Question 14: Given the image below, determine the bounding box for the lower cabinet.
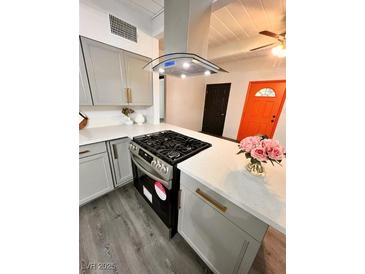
[107,138,133,187]
[178,175,265,274]
[79,150,114,206]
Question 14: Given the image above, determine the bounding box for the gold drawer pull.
[196,188,227,213]
[79,150,90,155]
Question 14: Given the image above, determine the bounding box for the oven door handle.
[130,154,172,190]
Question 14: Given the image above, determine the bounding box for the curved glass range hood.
[143,52,227,78]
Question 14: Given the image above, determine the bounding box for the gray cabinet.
[79,143,114,206]
[80,36,153,106]
[178,173,266,274]
[124,52,153,106]
[81,37,127,105]
[79,42,93,106]
[108,138,133,187]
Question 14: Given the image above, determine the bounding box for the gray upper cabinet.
[81,37,127,105]
[79,42,93,106]
[80,36,153,106]
[124,52,153,106]
[108,138,133,187]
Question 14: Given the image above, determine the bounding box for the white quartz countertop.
[80,123,286,234]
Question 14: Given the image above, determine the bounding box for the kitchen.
[79,0,285,273]
[2,0,363,274]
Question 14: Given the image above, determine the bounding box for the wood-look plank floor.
[79,183,213,274]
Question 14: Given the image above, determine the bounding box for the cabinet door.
[124,51,153,106]
[79,42,93,105]
[81,37,127,105]
[79,152,114,206]
[178,185,260,274]
[108,138,133,187]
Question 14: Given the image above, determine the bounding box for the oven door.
[131,153,174,228]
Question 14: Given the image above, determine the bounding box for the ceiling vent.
[109,14,137,43]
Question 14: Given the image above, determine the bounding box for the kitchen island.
[80,123,285,234]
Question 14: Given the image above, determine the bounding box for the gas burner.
[167,151,180,159]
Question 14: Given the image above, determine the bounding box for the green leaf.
[237,150,244,155]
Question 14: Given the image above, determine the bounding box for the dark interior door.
[202,83,231,136]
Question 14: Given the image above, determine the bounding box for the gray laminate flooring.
[80,183,213,274]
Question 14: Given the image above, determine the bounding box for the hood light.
[181,74,186,79]
[183,62,190,69]
[158,68,165,74]
[204,70,211,76]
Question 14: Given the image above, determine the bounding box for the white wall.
[79,0,154,57]
[165,75,206,131]
[165,55,286,145]
[79,0,160,127]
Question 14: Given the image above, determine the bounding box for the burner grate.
[133,130,211,165]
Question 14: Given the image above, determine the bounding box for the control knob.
[161,166,168,174]
[151,160,157,167]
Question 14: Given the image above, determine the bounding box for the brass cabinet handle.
[196,188,227,213]
[125,88,132,103]
[128,88,132,103]
[79,150,90,155]
[125,88,129,103]
[112,144,118,159]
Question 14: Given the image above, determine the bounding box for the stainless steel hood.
[144,0,227,77]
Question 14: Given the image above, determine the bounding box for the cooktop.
[132,130,211,165]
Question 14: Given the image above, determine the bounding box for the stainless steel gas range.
[129,130,211,238]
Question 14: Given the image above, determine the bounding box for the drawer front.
[180,172,268,242]
[79,142,107,158]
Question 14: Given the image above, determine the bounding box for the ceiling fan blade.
[259,30,279,38]
[250,43,276,51]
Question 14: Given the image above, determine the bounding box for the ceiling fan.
[250,30,286,57]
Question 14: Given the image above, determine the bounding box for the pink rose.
[239,136,261,152]
[267,145,285,161]
[261,139,280,153]
[250,146,268,162]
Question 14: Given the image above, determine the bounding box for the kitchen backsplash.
[79,106,154,128]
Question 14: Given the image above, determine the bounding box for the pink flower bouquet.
[237,135,285,174]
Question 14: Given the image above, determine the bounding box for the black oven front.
[130,152,180,238]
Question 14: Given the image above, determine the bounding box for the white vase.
[134,114,145,125]
[124,117,133,125]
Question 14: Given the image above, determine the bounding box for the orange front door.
[237,80,286,141]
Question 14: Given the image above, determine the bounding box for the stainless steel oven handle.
[130,154,172,190]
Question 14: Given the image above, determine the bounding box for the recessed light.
[204,70,211,76]
[183,62,190,69]
[181,74,186,79]
[159,68,165,73]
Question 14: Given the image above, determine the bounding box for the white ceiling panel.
[121,0,285,61]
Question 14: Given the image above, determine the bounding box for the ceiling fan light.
[272,45,283,56]
[277,48,286,58]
